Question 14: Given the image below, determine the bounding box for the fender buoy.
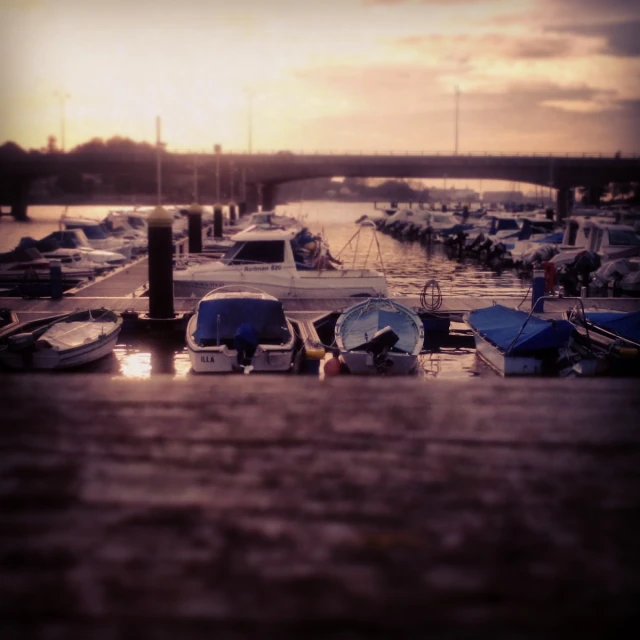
[543,261,557,292]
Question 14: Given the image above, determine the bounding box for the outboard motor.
[359,326,399,374]
[234,322,259,374]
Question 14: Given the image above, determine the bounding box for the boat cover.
[194,297,290,344]
[340,300,421,354]
[467,304,574,354]
[583,310,640,344]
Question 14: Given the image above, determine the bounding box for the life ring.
[543,261,557,292]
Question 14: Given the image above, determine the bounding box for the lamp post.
[54,91,70,152]
[246,89,254,154]
[214,144,221,203]
[454,86,460,156]
[156,116,163,206]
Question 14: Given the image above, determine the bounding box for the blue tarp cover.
[468,304,574,354]
[584,310,640,344]
[194,297,290,345]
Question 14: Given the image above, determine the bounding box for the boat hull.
[0,311,122,371]
[174,270,388,299]
[188,345,294,373]
[472,332,544,376]
[341,350,419,375]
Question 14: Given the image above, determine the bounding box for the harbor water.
[0,202,535,379]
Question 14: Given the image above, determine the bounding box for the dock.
[2,375,639,637]
[2,255,640,326]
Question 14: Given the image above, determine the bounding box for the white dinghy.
[335,297,424,375]
[0,308,123,370]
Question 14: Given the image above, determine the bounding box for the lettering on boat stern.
[200,356,215,362]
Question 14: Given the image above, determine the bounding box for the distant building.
[482,190,524,203]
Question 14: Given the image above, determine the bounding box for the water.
[0,202,532,378]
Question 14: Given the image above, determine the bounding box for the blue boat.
[565,309,640,375]
[466,304,575,376]
[581,310,640,347]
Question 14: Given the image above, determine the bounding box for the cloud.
[393,33,577,61]
[547,20,640,58]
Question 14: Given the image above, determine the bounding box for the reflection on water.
[0,202,536,379]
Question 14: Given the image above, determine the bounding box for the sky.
[1,0,639,157]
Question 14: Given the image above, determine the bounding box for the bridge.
[1,150,638,220]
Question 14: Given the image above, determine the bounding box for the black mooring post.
[148,206,175,319]
[228,203,237,225]
[188,203,203,254]
[238,201,247,217]
[213,205,223,238]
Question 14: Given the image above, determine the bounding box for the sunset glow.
[1,0,638,153]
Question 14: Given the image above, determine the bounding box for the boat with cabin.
[334,297,424,375]
[60,213,137,259]
[35,229,129,266]
[174,224,388,299]
[185,288,296,373]
[551,219,640,269]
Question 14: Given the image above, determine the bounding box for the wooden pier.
[1,375,639,637]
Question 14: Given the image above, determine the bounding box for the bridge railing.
[177,149,640,159]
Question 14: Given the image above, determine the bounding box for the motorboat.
[104,210,149,254]
[564,306,640,375]
[0,308,123,370]
[551,220,640,269]
[334,297,424,375]
[465,304,575,376]
[60,213,136,259]
[185,288,296,373]
[0,247,95,290]
[174,225,388,299]
[34,229,129,265]
[592,257,640,292]
[109,206,189,240]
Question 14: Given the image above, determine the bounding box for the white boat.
[334,298,424,375]
[0,308,123,370]
[186,288,296,373]
[0,247,95,288]
[550,220,640,268]
[465,304,575,376]
[38,229,129,265]
[174,225,388,299]
[60,214,136,259]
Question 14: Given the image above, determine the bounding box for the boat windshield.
[127,217,147,230]
[496,219,520,231]
[608,229,640,246]
[65,223,110,240]
[70,229,93,248]
[220,240,286,265]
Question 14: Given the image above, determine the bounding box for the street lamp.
[454,86,460,155]
[54,91,70,152]
[245,89,255,154]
